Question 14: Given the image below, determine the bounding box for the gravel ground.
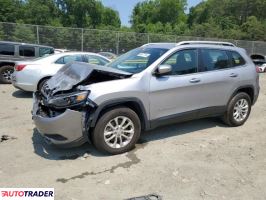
[0,74,266,200]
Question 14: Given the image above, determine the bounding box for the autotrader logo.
[0,188,54,200]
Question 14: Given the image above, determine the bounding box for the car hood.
[45,62,132,95]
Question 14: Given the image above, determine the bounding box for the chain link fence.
[0,22,265,56]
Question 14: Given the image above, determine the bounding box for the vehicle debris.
[0,135,17,143]
[125,194,162,200]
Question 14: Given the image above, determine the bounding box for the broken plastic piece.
[125,194,162,200]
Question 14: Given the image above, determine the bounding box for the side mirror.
[155,64,172,76]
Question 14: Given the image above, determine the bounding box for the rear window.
[228,51,246,66]
[201,49,230,71]
[85,55,109,66]
[19,46,35,57]
[55,55,83,64]
[39,47,54,57]
[0,44,15,56]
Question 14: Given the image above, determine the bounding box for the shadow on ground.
[32,117,227,160]
[32,128,103,160]
[12,90,32,98]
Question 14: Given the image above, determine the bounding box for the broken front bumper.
[32,94,88,147]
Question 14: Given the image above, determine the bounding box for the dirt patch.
[56,143,147,183]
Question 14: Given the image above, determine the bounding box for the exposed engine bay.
[35,62,132,118]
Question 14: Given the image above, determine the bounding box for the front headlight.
[48,91,89,108]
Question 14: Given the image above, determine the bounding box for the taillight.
[15,64,26,71]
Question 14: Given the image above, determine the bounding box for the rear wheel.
[0,65,14,84]
[222,92,251,127]
[92,107,141,154]
[37,78,49,91]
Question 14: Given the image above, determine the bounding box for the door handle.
[230,73,238,78]
[189,78,201,83]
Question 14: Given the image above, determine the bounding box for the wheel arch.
[37,76,52,91]
[90,98,150,131]
[229,85,255,105]
[0,62,15,67]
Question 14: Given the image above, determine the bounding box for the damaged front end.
[32,62,132,147]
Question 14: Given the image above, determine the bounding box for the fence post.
[147,34,150,43]
[81,28,84,51]
[251,41,255,54]
[116,32,120,55]
[36,25,39,44]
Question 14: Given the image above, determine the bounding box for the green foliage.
[0,0,23,22]
[0,0,121,28]
[131,0,187,33]
[0,0,265,45]
[130,0,266,41]
[241,16,266,41]
[187,0,266,40]
[0,23,4,40]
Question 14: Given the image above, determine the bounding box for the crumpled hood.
[46,62,132,95]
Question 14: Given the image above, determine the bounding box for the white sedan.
[11,52,110,92]
[258,63,266,73]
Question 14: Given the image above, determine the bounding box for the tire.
[222,92,251,127]
[0,65,14,84]
[37,78,49,91]
[92,107,141,154]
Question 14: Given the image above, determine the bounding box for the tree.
[187,0,266,40]
[131,0,187,34]
[0,0,23,22]
[241,16,266,41]
[21,0,61,25]
[57,0,120,28]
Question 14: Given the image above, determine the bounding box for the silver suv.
[32,41,260,154]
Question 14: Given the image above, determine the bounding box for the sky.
[101,0,201,27]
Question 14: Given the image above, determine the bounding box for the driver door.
[149,48,205,123]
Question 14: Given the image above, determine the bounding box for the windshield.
[107,47,168,73]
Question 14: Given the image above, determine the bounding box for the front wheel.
[222,92,251,127]
[92,107,141,154]
[0,65,14,84]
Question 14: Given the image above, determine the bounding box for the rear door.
[196,48,240,110]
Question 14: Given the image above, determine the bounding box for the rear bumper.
[253,86,260,105]
[12,74,36,92]
[32,94,88,147]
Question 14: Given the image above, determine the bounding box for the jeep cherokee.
[32,41,260,154]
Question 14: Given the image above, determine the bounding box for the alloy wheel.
[2,68,14,81]
[233,98,249,122]
[104,116,135,149]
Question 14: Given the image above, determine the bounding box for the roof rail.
[141,43,175,47]
[176,41,236,47]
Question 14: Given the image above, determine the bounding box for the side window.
[201,49,230,71]
[161,49,198,75]
[0,44,15,55]
[19,46,35,57]
[55,55,83,64]
[87,55,109,66]
[228,51,246,67]
[39,47,54,57]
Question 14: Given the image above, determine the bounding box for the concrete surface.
[0,75,266,200]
